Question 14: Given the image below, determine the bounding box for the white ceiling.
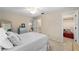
[0,7,78,17]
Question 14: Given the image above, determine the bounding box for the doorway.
[62,11,78,43]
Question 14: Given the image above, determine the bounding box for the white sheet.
[7,32,48,51]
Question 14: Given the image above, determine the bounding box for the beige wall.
[41,12,63,42]
[1,12,32,32]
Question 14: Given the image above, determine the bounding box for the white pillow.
[0,28,7,41]
[7,32,21,46]
[0,39,13,49]
[0,28,13,49]
[0,46,2,51]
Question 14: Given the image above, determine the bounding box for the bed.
[5,32,48,51]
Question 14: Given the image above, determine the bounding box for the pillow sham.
[0,28,7,41]
[0,28,13,50]
[0,38,13,50]
[0,46,2,51]
[7,32,21,46]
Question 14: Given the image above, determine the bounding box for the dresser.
[18,27,28,34]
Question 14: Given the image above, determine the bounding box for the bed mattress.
[7,32,48,51]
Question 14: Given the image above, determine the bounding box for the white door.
[73,11,79,43]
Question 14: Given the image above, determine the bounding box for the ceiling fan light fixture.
[25,7,40,14]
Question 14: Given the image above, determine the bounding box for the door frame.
[62,10,79,43]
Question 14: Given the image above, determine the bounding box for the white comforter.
[8,32,48,51]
